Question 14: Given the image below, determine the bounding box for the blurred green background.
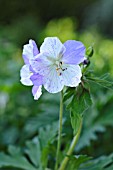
[0,0,113,164]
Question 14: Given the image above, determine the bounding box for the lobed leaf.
[0,150,37,170]
[66,155,92,170]
[80,153,113,170]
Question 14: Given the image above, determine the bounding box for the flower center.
[55,61,67,76]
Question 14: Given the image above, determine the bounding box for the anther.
[56,68,60,71]
[62,68,67,71]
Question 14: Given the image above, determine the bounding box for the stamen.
[59,73,62,76]
[62,68,67,71]
[56,68,60,71]
[55,60,67,76]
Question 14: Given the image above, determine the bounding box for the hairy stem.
[59,120,82,170]
[54,90,64,170]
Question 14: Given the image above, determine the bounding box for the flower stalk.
[59,119,82,170]
[55,90,64,170]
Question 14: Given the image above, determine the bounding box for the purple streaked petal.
[23,54,29,64]
[31,40,39,56]
[62,64,82,87]
[62,40,86,65]
[30,53,51,76]
[30,74,43,86]
[32,85,42,100]
[43,66,64,93]
[40,37,66,59]
[29,65,36,74]
[20,65,33,86]
[22,39,39,64]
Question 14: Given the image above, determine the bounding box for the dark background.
[0,0,113,46]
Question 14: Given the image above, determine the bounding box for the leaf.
[70,112,82,134]
[25,137,42,168]
[39,121,59,149]
[67,86,92,115]
[0,120,59,170]
[86,76,113,90]
[76,124,105,151]
[66,155,92,170]
[8,145,21,156]
[39,121,59,168]
[76,91,113,151]
[0,146,37,170]
[80,153,113,170]
[63,87,75,102]
[24,111,58,136]
[65,85,92,134]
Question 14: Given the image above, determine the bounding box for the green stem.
[54,90,64,170]
[59,120,82,170]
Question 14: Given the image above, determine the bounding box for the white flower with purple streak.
[20,37,86,100]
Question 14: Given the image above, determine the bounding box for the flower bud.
[86,46,94,57]
[83,59,90,66]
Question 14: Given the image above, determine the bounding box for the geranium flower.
[20,37,86,100]
[20,40,43,100]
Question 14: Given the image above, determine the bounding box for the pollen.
[56,67,60,71]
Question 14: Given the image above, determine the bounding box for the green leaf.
[39,121,59,168]
[64,85,92,134]
[80,153,113,170]
[76,91,113,151]
[0,146,37,170]
[39,121,58,149]
[67,86,92,115]
[86,76,113,90]
[24,111,58,136]
[66,155,92,170]
[70,112,82,134]
[0,121,59,170]
[8,145,21,156]
[25,137,42,168]
[63,87,75,102]
[76,124,105,151]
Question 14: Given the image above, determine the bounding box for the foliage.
[80,154,113,170]
[66,155,92,170]
[0,121,59,170]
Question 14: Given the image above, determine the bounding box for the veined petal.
[30,53,51,76]
[20,65,33,86]
[62,65,82,87]
[30,74,43,86]
[32,85,42,100]
[40,37,66,59]
[23,39,39,64]
[43,65,64,93]
[62,40,86,65]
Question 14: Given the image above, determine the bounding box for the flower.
[20,40,43,100]
[20,37,86,100]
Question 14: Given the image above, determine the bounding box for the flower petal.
[62,64,82,87]
[30,74,43,86]
[62,40,86,65]
[32,85,42,100]
[30,53,51,76]
[40,37,65,59]
[20,65,33,86]
[23,39,39,64]
[43,65,64,93]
